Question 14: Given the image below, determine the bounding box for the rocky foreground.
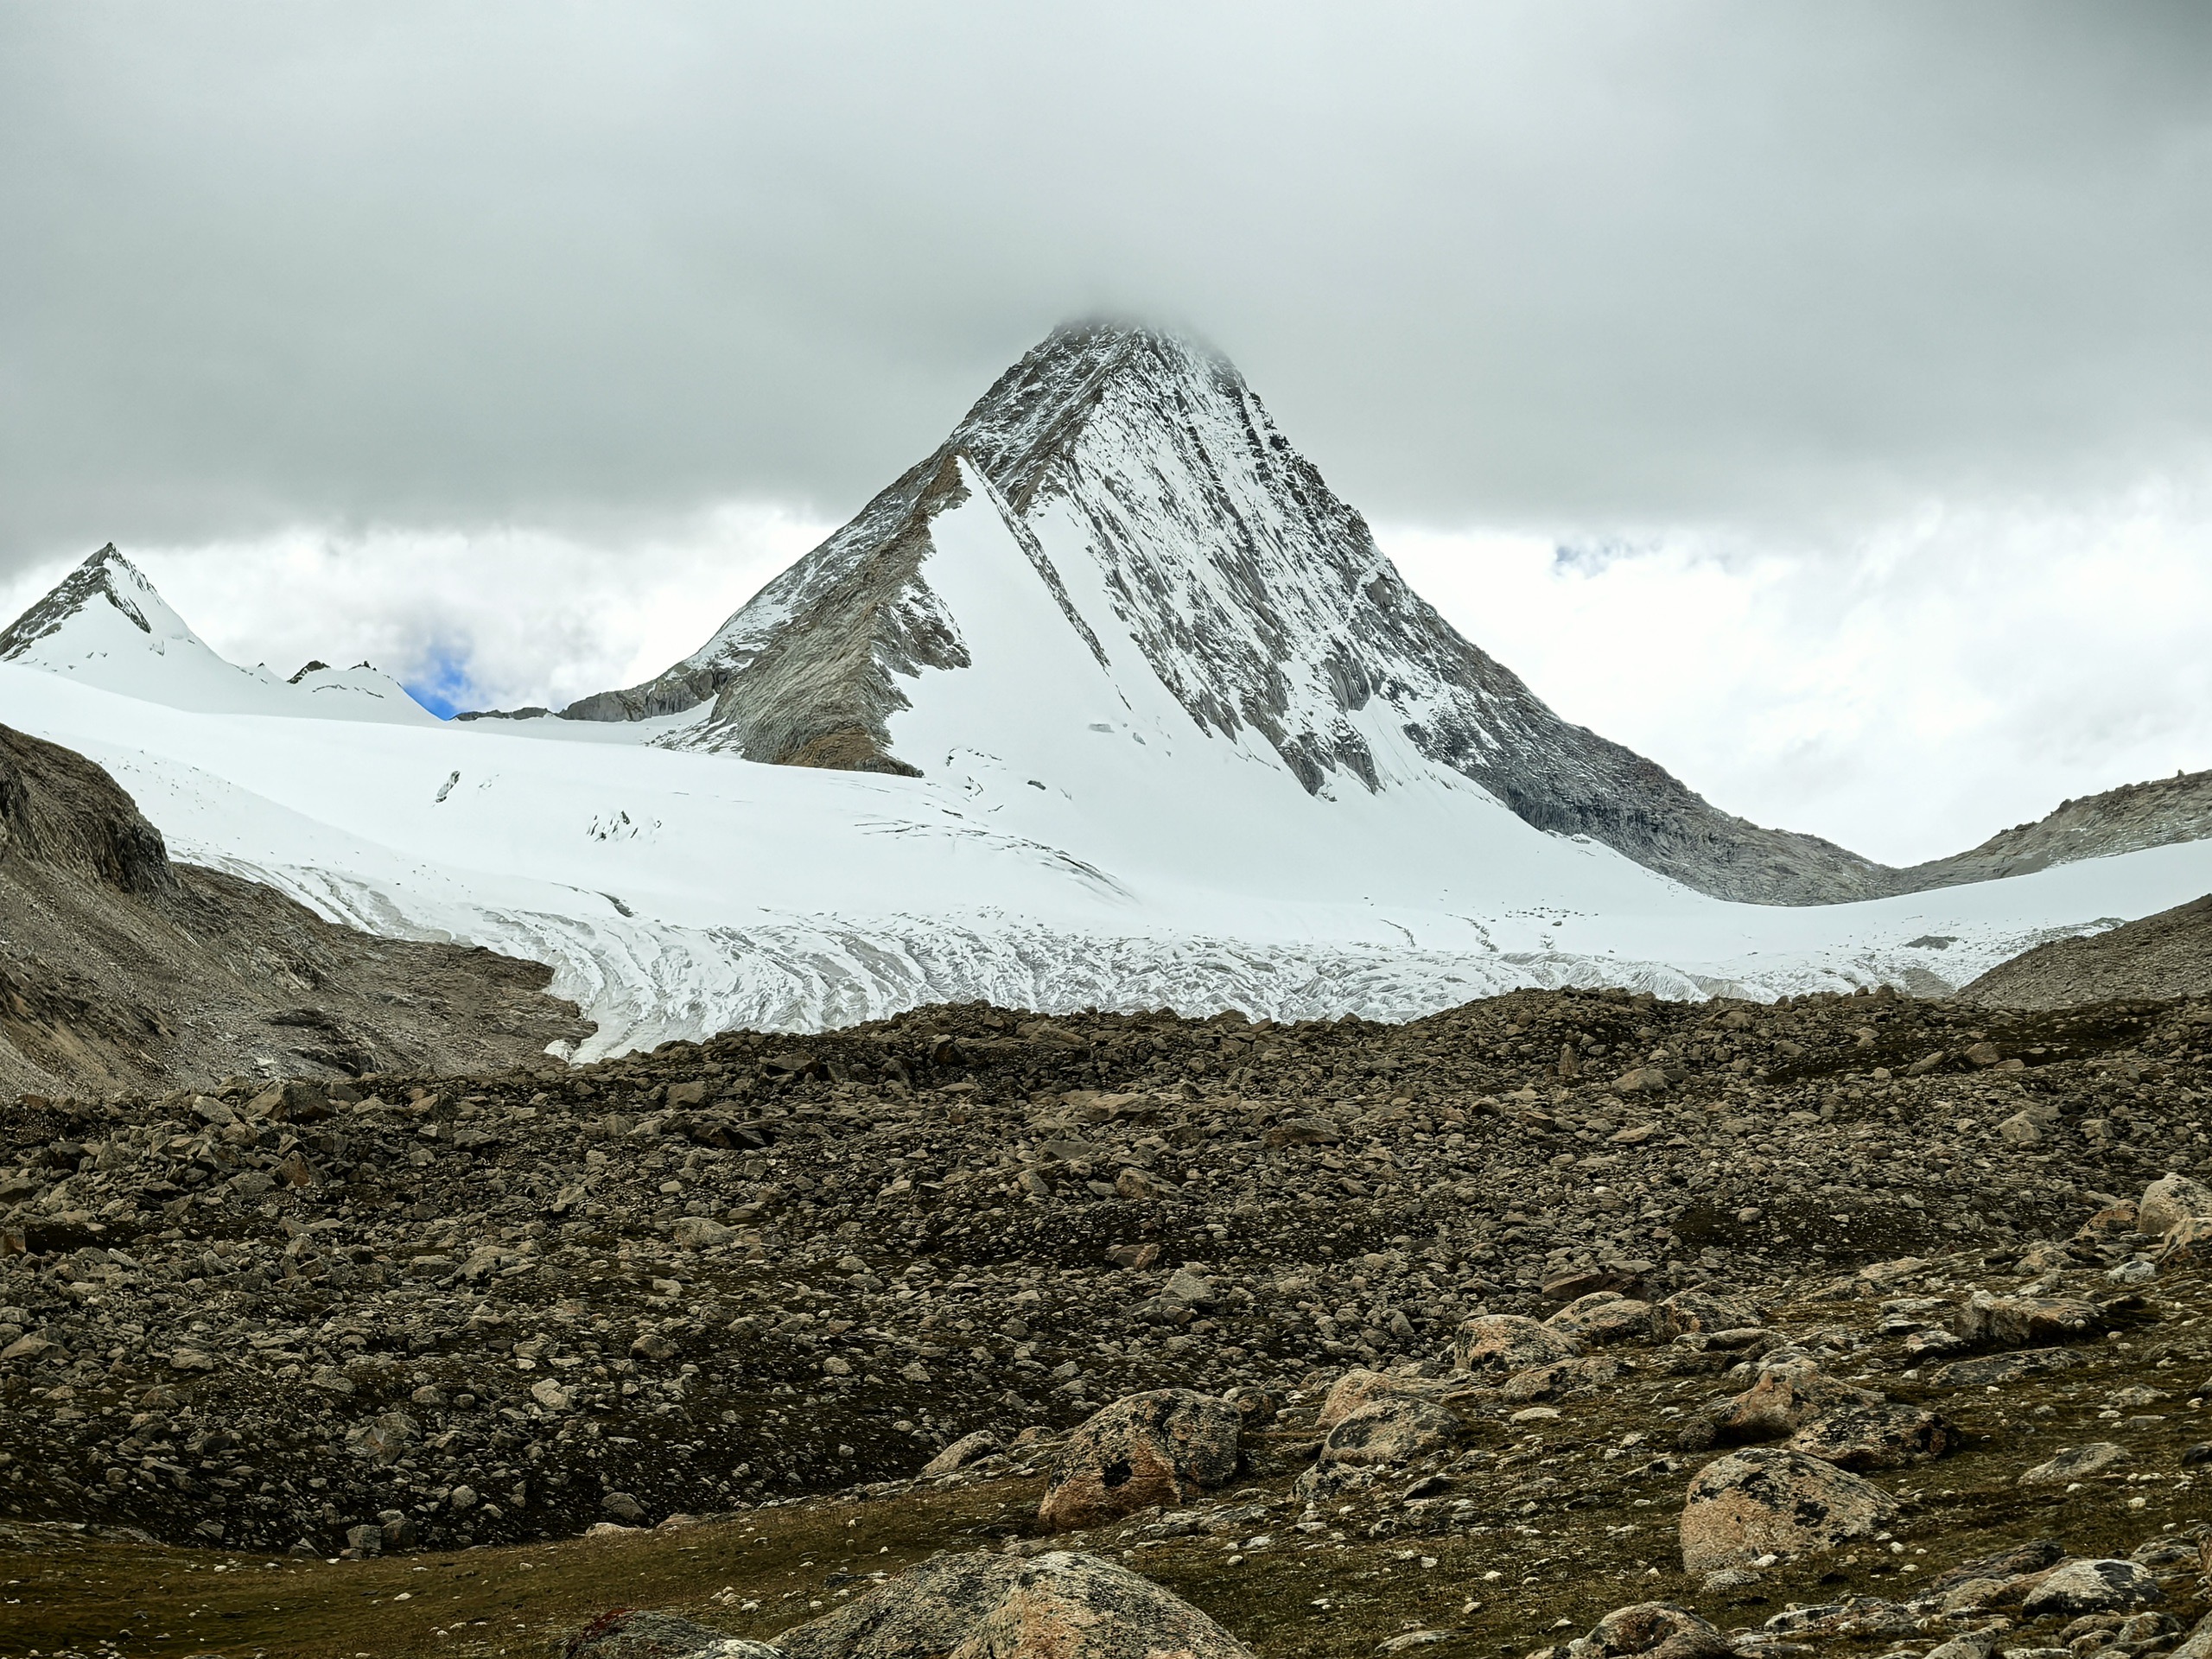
[4,982,2212,1657]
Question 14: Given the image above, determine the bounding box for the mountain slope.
[1892,767,2212,893]
[0,543,440,723]
[557,324,1894,904]
[1957,888,2212,1007]
[0,721,592,1094]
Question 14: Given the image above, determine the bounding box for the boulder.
[1688,1360,1948,1468]
[1544,1294,1654,1345]
[2162,1214,2212,1264]
[1950,1291,2101,1348]
[1929,1348,2082,1388]
[921,1429,1001,1477]
[562,1609,782,1658]
[1927,1539,2066,1595]
[671,1217,732,1250]
[1160,1268,1215,1308]
[1453,1314,1581,1377]
[1707,1360,1872,1442]
[1651,1289,1763,1341]
[1568,1601,1732,1657]
[1677,1447,1896,1572]
[2018,1559,2163,1618]
[1036,1389,1240,1531]
[2142,1172,2212,1236]
[2017,1441,2129,1484]
[1312,1395,1465,1470]
[1785,1401,1952,1471]
[1501,1355,1620,1402]
[775,1548,1253,1659]
[1316,1368,1438,1431]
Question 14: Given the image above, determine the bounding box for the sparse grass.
[9,1269,2209,1658]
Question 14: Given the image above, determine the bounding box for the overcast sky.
[4,3,2209,864]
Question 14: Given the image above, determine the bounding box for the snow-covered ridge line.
[1,543,440,725]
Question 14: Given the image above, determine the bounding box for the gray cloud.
[3,1,2210,568]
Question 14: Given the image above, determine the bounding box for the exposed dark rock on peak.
[0,543,152,658]
[553,323,1906,903]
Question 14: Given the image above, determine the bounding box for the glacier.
[3,515,2209,1064]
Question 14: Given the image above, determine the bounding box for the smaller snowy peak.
[0,543,207,664]
[0,546,441,725]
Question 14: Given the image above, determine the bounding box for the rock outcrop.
[0,723,591,1093]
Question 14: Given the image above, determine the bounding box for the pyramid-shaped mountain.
[1,543,438,722]
[559,323,1887,903]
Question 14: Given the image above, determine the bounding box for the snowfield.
[3,528,2209,1062]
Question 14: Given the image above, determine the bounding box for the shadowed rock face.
[0,723,592,1093]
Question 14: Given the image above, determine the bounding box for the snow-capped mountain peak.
[559,321,1893,903]
[0,543,207,664]
[0,544,441,724]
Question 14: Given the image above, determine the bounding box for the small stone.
[2017,1442,2129,1484]
[601,1490,647,1524]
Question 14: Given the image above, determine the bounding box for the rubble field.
[3,982,2211,1657]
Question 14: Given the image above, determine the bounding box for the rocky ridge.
[1900,774,2212,894]
[0,721,594,1094]
[1959,894,2212,1010]
[5,982,2212,1656]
